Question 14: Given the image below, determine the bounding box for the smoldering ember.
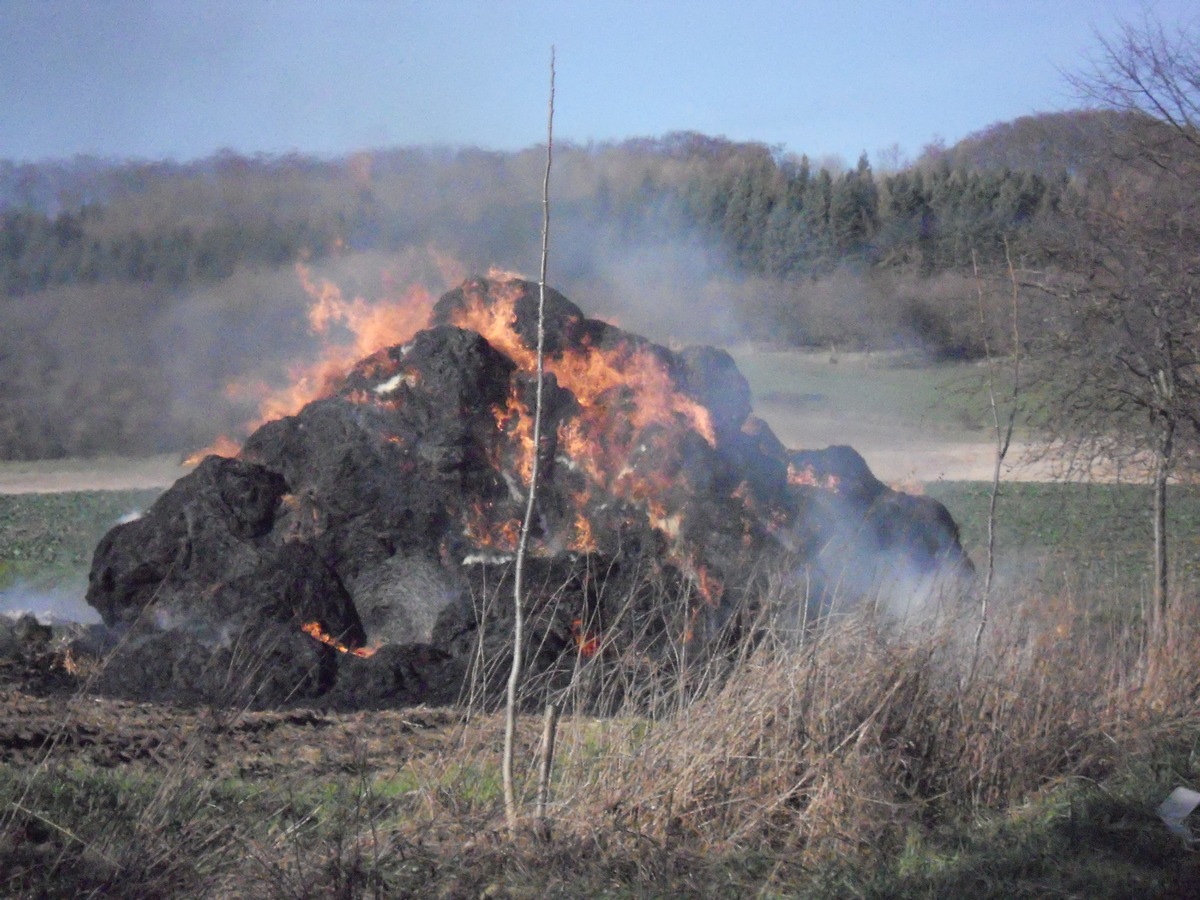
[83,276,972,710]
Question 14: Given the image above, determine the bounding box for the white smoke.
[0,578,101,625]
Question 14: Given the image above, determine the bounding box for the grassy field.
[0,489,161,598]
[930,480,1200,595]
[727,347,1012,437]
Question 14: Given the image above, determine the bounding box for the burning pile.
[85,276,971,709]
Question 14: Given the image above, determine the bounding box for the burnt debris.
[84,276,972,709]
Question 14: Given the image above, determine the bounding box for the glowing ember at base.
[571,619,601,658]
[301,621,377,658]
[569,506,598,554]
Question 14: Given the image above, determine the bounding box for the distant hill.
[927,109,1131,177]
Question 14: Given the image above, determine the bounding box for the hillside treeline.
[0,111,1123,458]
[0,124,1081,300]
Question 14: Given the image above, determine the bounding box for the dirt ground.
[0,648,467,778]
[755,403,1053,484]
[0,454,195,495]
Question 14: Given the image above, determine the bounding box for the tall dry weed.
[534,577,1200,870]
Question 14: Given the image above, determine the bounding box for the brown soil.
[0,650,464,778]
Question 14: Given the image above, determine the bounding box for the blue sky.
[2,0,1196,166]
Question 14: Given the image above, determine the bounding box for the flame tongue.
[188,259,442,462]
[301,621,377,658]
[787,462,842,492]
[440,277,716,449]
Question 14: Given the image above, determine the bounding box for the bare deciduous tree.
[1037,16,1200,639]
[1072,17,1200,171]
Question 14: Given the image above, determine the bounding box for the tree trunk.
[1150,415,1174,644]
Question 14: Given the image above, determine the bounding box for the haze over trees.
[0,135,1065,299]
[0,120,1081,459]
[0,14,1195,465]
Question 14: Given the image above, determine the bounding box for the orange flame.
[446,278,715,446]
[187,260,442,460]
[301,621,377,658]
[447,276,718,549]
[241,263,433,422]
[192,272,732,567]
[462,500,521,552]
[491,386,536,485]
[184,433,243,465]
[695,564,724,605]
[569,508,598,554]
[787,463,841,492]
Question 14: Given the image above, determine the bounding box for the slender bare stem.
[968,241,1021,685]
[504,46,555,837]
[535,702,560,839]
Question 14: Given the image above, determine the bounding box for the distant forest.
[0,110,1134,458]
[2,111,1111,295]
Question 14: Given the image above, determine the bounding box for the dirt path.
[0,670,467,777]
[0,421,1056,496]
[754,403,1054,484]
[0,446,1036,496]
[0,455,194,495]
[846,441,1048,485]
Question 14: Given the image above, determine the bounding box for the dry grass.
[539,582,1198,860]
[4,571,1200,896]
